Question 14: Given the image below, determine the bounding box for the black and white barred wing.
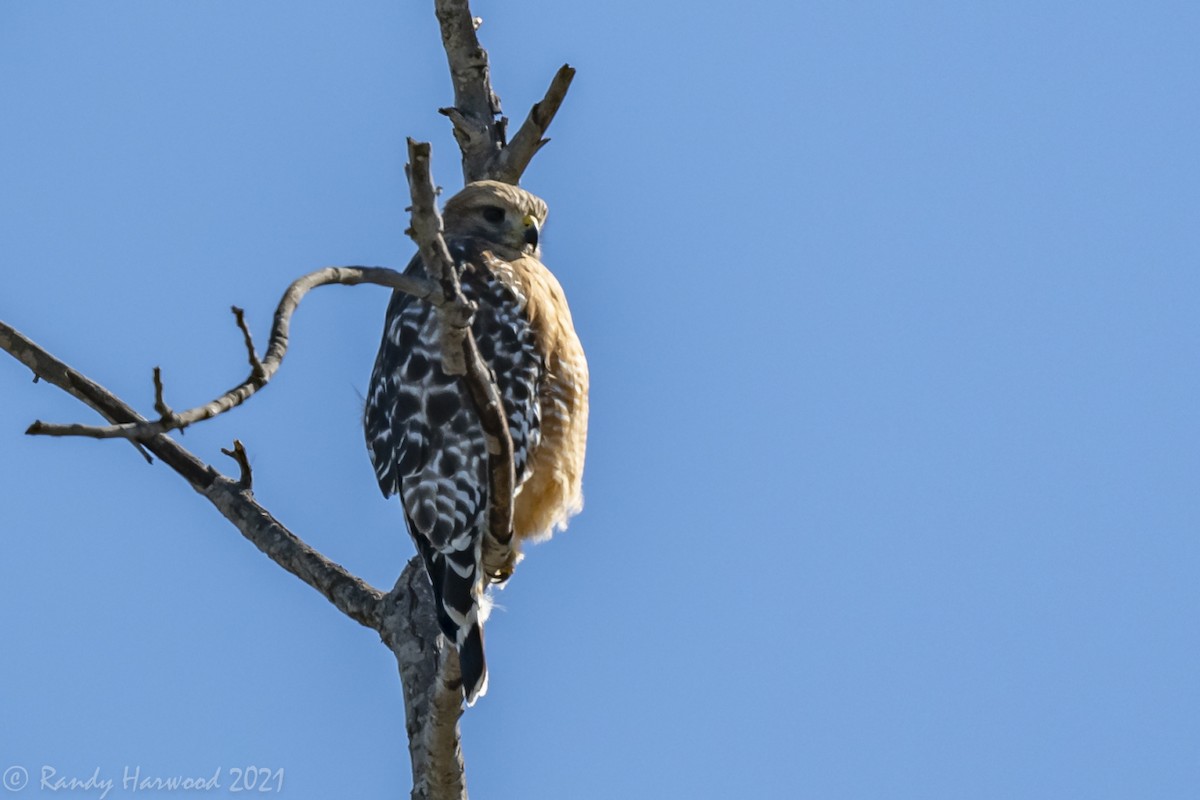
[363,256,491,700]
[363,250,546,704]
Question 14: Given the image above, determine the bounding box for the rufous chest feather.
[478,249,589,539]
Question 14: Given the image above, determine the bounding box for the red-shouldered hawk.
[364,181,588,705]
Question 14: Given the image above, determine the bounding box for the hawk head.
[442,180,549,257]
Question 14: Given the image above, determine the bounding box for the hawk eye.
[481,206,506,224]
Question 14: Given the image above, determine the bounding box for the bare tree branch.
[380,562,468,800]
[220,438,253,491]
[231,306,266,379]
[0,320,383,624]
[405,139,474,376]
[434,2,574,185]
[435,0,505,183]
[25,267,441,441]
[1,321,164,469]
[492,64,576,184]
[151,366,175,421]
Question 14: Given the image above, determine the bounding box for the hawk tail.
[458,622,488,706]
[411,526,489,705]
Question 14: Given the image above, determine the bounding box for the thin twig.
[405,139,475,376]
[462,322,517,580]
[220,439,253,491]
[230,306,265,379]
[25,267,440,441]
[151,366,177,424]
[2,321,151,464]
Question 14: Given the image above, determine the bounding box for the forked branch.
[434,0,574,183]
[0,319,382,624]
[25,267,442,441]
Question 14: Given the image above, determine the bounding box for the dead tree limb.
[25,268,442,441]
[434,0,573,183]
[435,0,504,182]
[492,64,576,184]
[0,321,381,623]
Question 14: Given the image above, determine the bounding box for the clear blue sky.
[2,2,1198,798]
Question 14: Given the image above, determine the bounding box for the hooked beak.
[522,215,540,249]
